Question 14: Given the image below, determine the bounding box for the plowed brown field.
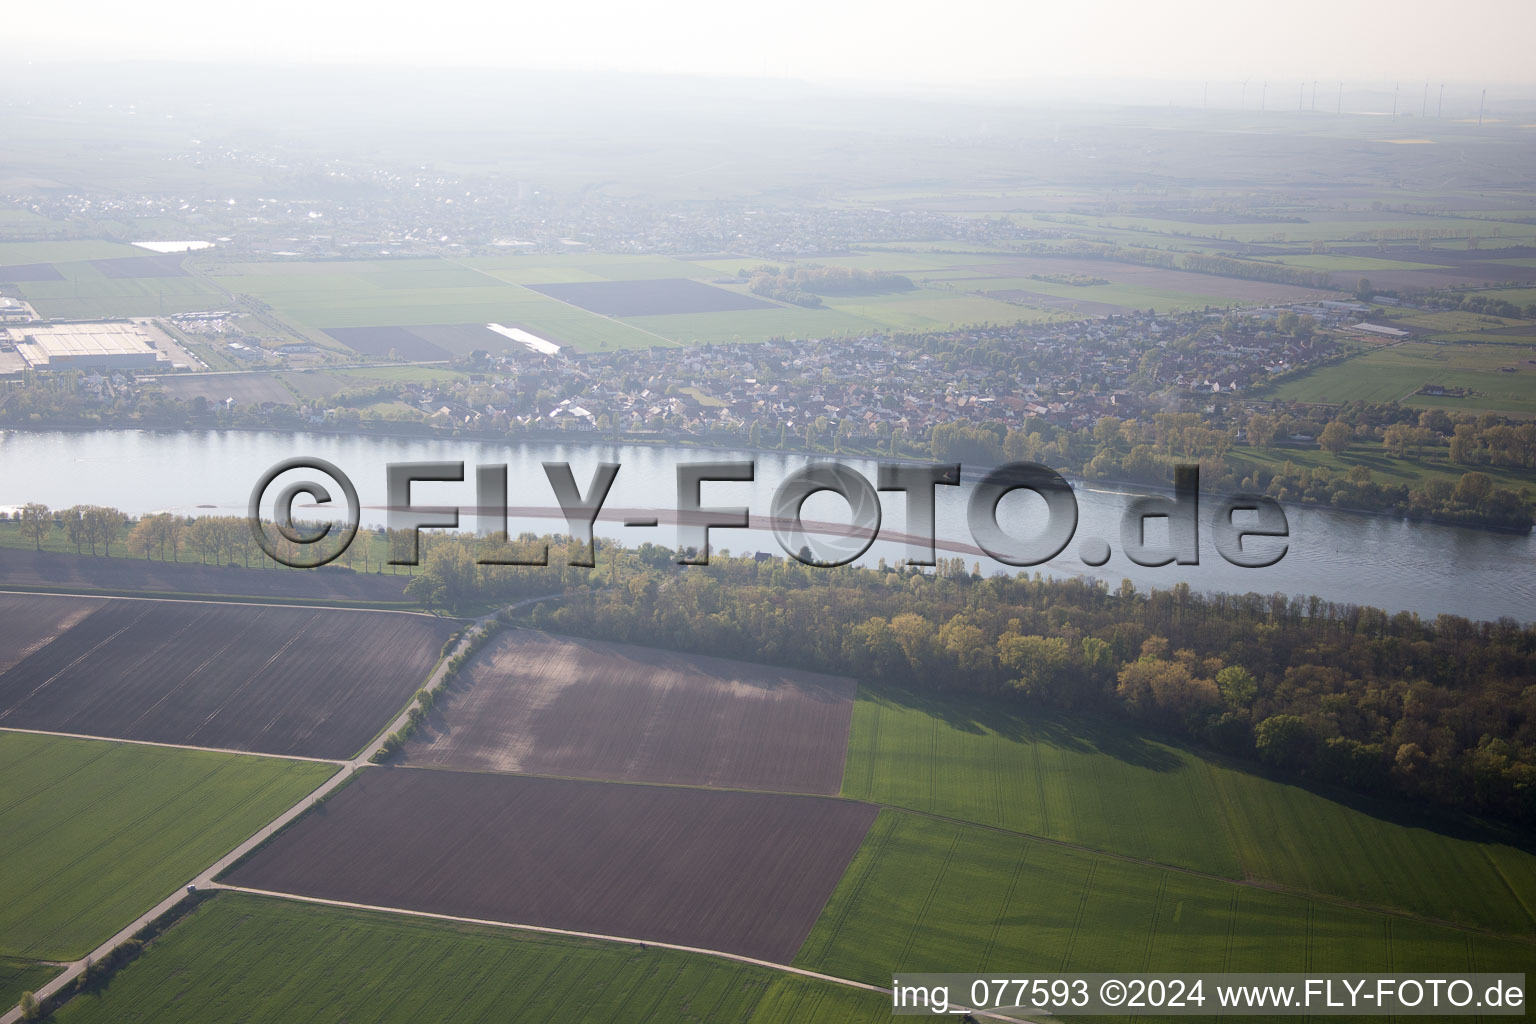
[0,593,102,674]
[224,767,879,962]
[0,598,455,758]
[402,630,856,794]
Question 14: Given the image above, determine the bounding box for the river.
[2,429,1532,623]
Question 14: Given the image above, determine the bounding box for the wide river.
[1,429,1531,623]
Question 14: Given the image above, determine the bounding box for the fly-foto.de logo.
[248,458,1289,571]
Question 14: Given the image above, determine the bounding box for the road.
[0,726,347,766]
[0,594,553,1024]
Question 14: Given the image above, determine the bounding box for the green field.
[11,260,228,319]
[15,236,1506,354]
[0,209,57,235]
[0,958,58,1017]
[0,732,336,959]
[621,306,872,344]
[1,243,1345,355]
[201,253,1049,351]
[1483,287,1536,307]
[1266,341,1536,415]
[1271,254,1454,272]
[840,686,1536,935]
[0,240,144,264]
[766,248,1333,312]
[964,274,1238,312]
[820,287,1061,328]
[53,892,888,1024]
[205,259,667,351]
[797,811,1536,992]
[1390,310,1528,334]
[1228,442,1536,494]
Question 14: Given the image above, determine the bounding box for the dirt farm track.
[224,767,880,963]
[403,630,858,794]
[0,594,456,758]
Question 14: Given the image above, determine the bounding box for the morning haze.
[0,4,1533,1023]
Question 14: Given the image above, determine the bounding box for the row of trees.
[1365,281,1536,321]
[17,503,127,556]
[8,508,402,571]
[927,405,1533,529]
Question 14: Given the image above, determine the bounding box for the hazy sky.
[14,0,1535,89]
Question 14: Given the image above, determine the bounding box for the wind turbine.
[1240,79,1249,110]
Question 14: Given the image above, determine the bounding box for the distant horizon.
[5,58,1536,117]
[9,0,1536,94]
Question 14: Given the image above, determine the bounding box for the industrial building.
[4,321,169,370]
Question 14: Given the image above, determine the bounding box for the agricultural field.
[1265,341,1536,415]
[1225,245,1536,292]
[0,240,146,265]
[0,208,60,236]
[1228,441,1536,494]
[767,251,1338,311]
[0,731,334,959]
[0,594,101,673]
[148,364,467,405]
[0,596,455,759]
[1315,245,1536,291]
[194,250,1240,353]
[0,543,414,603]
[840,685,1536,936]
[0,244,227,319]
[52,892,889,1024]
[223,767,879,963]
[324,324,457,360]
[21,235,1529,355]
[203,258,667,352]
[0,958,57,1018]
[528,278,776,316]
[795,811,1536,995]
[1269,253,1458,272]
[402,630,857,794]
[618,305,874,345]
[1483,286,1536,307]
[153,370,297,406]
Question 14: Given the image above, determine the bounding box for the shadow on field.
[1204,746,1536,857]
[863,681,1536,857]
[859,680,1183,773]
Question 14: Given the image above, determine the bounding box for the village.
[360,302,1352,446]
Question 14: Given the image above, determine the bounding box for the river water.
[2,429,1532,623]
